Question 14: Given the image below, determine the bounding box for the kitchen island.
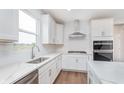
[87,61,124,84]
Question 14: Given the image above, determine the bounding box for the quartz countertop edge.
[0,52,63,84]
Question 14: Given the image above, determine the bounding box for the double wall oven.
[93,40,113,61]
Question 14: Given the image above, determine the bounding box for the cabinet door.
[91,20,103,37]
[51,56,62,83]
[56,24,64,44]
[76,55,87,71]
[39,70,50,84]
[50,61,57,83]
[0,10,18,42]
[103,19,113,36]
[42,15,49,44]
[42,14,56,44]
[49,17,56,44]
[58,56,62,72]
[62,55,77,70]
[55,56,62,76]
[62,55,88,71]
[91,18,113,37]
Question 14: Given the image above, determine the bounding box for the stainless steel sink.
[27,57,49,64]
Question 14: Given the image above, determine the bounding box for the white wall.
[0,9,57,67]
[114,25,124,62]
[61,20,91,54]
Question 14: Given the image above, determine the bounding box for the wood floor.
[54,71,87,84]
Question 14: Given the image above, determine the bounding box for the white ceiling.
[42,9,124,24]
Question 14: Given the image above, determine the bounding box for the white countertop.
[0,52,62,84]
[88,61,124,84]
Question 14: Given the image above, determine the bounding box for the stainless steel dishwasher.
[14,70,38,84]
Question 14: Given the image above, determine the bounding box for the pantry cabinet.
[91,18,113,40]
[62,55,88,72]
[38,55,62,84]
[41,14,56,44]
[0,10,18,42]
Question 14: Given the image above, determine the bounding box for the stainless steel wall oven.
[93,40,113,61]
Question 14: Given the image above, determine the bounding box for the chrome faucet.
[31,45,40,59]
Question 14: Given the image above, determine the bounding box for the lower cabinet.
[62,55,88,71]
[38,55,62,84]
[39,69,51,84]
[55,55,62,76]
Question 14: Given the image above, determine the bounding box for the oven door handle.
[94,50,113,53]
[27,73,38,84]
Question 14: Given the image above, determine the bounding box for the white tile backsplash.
[0,43,57,67]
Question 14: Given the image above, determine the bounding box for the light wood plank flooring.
[54,71,87,84]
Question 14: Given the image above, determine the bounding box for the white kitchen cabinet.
[39,60,56,84]
[57,55,62,74]
[62,55,88,71]
[39,62,57,84]
[0,10,18,42]
[55,23,64,44]
[91,18,113,39]
[41,14,64,44]
[54,55,62,77]
[38,60,55,84]
[50,60,58,83]
[39,69,51,84]
[38,55,62,84]
[50,56,62,83]
[42,14,56,44]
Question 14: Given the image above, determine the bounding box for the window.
[18,10,37,44]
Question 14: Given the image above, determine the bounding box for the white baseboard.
[62,69,87,73]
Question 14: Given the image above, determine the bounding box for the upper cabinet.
[55,23,64,44]
[41,14,56,44]
[41,14,64,44]
[0,10,18,42]
[91,18,113,40]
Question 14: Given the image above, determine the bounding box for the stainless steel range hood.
[69,19,86,39]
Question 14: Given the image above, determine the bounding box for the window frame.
[17,10,37,45]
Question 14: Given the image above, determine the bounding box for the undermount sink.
[27,57,49,64]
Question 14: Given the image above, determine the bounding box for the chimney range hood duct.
[69,19,86,39]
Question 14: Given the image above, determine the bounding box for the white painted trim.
[62,69,87,73]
